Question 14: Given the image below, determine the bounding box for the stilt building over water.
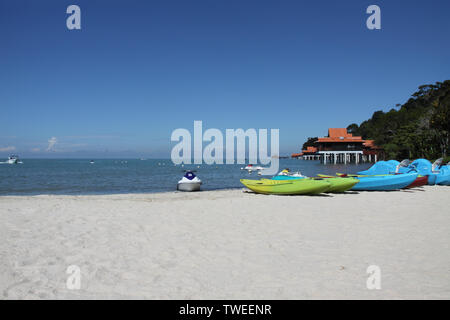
[292,128,384,164]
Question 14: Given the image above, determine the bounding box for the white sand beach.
[1,186,450,300]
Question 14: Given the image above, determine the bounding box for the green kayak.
[240,178,331,195]
[314,177,359,192]
[271,176,358,193]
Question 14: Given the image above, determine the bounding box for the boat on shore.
[351,172,418,191]
[357,160,401,175]
[272,169,358,193]
[396,158,450,186]
[331,173,428,189]
[321,171,419,191]
[240,178,330,195]
[177,171,202,191]
[332,159,433,188]
[405,175,429,188]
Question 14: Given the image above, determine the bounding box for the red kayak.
[405,175,428,188]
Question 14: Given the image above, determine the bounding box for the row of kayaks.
[240,158,450,195]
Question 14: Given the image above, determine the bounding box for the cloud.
[31,148,41,152]
[46,137,57,151]
[0,146,16,152]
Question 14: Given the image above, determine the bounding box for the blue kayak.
[351,173,418,191]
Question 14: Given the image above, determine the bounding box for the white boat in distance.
[5,155,21,164]
[241,164,266,172]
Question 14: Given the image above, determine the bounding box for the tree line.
[302,80,450,162]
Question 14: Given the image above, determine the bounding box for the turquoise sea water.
[0,159,372,195]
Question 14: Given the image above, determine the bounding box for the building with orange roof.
[296,128,383,164]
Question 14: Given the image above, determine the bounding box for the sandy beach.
[1,186,450,300]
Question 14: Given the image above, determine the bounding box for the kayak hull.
[321,177,359,192]
[272,176,358,193]
[405,175,428,188]
[351,173,418,191]
[331,173,428,189]
[240,179,330,195]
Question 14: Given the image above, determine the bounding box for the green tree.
[346,123,359,134]
[340,80,450,160]
[430,94,450,157]
[302,137,318,150]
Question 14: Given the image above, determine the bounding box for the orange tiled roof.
[291,153,303,158]
[317,128,364,143]
[328,128,352,138]
[363,140,382,149]
[302,146,318,153]
[317,137,365,142]
[363,140,374,147]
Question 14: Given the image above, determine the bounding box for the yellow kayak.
[268,177,358,193]
[240,178,331,195]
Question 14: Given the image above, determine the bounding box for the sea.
[0,159,372,195]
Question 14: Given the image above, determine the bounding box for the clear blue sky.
[1,0,449,158]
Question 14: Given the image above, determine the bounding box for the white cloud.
[0,146,16,152]
[46,137,57,151]
[31,148,41,152]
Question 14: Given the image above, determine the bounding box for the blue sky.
[1,0,449,158]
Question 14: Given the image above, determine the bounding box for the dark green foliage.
[346,123,359,134]
[349,80,450,160]
[302,137,318,150]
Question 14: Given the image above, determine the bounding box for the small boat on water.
[240,178,330,195]
[241,164,266,172]
[90,160,95,164]
[177,171,202,191]
[275,168,306,178]
[5,155,21,164]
